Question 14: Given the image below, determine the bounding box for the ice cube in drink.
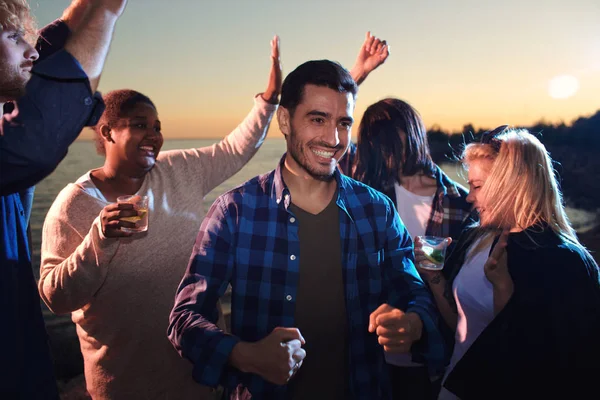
[416,236,448,271]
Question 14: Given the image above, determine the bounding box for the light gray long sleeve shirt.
[39,95,277,400]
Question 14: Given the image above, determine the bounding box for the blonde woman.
[415,126,600,400]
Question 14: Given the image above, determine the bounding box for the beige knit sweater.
[39,96,277,399]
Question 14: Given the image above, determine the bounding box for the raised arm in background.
[350,31,390,85]
[1,0,128,195]
[64,0,128,92]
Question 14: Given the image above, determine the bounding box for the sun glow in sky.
[548,75,580,99]
[33,0,600,139]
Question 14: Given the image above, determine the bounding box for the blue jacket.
[0,20,104,399]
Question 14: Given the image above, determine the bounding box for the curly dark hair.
[92,89,156,155]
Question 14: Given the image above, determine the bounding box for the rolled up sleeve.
[36,19,72,62]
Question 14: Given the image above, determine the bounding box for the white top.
[385,183,434,367]
[394,182,435,238]
[39,96,277,400]
[438,238,494,400]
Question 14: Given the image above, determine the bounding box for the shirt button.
[286,295,293,301]
[289,217,295,223]
[290,254,296,261]
[84,97,93,106]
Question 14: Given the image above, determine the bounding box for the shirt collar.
[272,153,347,210]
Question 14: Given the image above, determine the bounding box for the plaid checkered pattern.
[339,143,472,244]
[168,156,445,399]
[425,165,472,241]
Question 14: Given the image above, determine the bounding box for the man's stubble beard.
[287,128,347,182]
[0,64,29,101]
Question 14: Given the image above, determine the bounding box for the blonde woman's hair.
[462,127,588,253]
[0,0,37,43]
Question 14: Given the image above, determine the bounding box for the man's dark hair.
[354,98,436,194]
[279,60,358,115]
[92,89,156,155]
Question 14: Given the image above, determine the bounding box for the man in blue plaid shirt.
[168,60,445,399]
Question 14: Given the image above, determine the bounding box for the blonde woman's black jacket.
[442,224,600,399]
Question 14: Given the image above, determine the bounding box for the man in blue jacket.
[0,1,128,398]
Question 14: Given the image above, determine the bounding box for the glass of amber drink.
[117,195,149,233]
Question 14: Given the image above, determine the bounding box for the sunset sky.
[34,0,600,139]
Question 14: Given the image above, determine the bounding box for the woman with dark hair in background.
[350,98,472,399]
[353,98,471,243]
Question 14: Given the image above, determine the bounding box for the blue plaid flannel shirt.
[168,156,445,399]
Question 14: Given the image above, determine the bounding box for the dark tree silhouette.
[427,110,600,211]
